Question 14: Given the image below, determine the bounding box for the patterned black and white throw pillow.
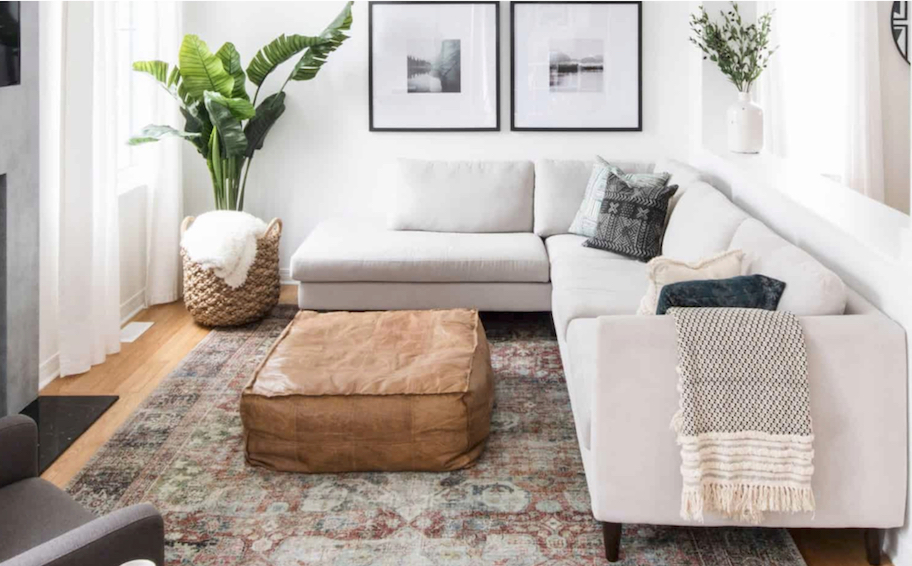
[568,157,671,238]
[583,174,678,261]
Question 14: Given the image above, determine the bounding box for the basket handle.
[181,216,195,236]
[264,218,282,238]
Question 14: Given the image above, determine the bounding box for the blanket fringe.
[681,483,816,524]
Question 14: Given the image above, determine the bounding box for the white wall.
[182,0,696,271]
[879,0,911,215]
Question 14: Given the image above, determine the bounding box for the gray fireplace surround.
[0,1,39,417]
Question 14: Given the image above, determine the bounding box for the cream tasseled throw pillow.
[637,249,747,315]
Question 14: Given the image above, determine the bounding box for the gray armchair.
[0,415,164,566]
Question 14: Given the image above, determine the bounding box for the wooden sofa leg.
[864,528,882,565]
[602,522,622,562]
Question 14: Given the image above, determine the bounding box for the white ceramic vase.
[727,91,763,154]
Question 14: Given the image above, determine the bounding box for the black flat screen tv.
[0,1,20,88]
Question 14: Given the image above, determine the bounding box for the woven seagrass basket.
[181,216,282,328]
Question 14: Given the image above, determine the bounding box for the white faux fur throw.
[181,211,267,289]
[669,307,815,524]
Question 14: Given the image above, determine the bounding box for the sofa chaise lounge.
[291,158,907,564]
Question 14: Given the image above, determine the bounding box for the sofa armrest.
[6,504,165,566]
[585,313,907,527]
[0,415,38,488]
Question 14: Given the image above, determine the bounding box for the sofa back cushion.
[729,218,847,315]
[533,159,652,237]
[388,159,534,233]
[654,158,706,219]
[662,182,749,262]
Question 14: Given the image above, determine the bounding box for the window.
[114,2,155,193]
[773,2,849,182]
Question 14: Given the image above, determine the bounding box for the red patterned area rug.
[67,307,807,565]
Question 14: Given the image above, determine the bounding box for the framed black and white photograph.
[511,1,642,131]
[369,1,500,131]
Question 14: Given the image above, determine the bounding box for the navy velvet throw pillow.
[656,274,787,315]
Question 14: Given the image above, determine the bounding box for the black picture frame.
[510,1,642,132]
[369,1,501,132]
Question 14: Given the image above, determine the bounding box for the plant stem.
[227,156,236,211]
[238,157,253,211]
[207,157,221,210]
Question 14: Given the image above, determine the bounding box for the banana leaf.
[179,35,234,100]
[128,124,201,146]
[134,61,182,98]
[133,60,170,84]
[180,102,212,156]
[243,92,286,158]
[204,91,248,157]
[167,66,181,88]
[204,91,255,120]
[290,2,353,81]
[246,34,330,87]
[216,42,249,100]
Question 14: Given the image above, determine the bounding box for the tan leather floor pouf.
[240,309,494,473]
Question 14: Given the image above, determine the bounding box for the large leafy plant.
[129,2,353,211]
[690,2,777,93]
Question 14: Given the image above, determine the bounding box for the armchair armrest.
[6,504,165,566]
[0,415,38,488]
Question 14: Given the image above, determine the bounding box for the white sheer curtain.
[46,2,183,376]
[57,2,121,376]
[843,1,886,202]
[754,1,788,158]
[140,2,184,306]
[754,1,885,202]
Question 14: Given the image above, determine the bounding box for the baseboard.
[38,353,60,391]
[280,268,296,286]
[38,290,149,393]
[887,528,909,566]
[121,288,147,324]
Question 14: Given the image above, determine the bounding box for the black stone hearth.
[21,395,118,472]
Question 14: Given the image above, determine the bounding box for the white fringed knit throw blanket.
[669,307,815,524]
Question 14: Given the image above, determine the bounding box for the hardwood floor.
[39,285,888,566]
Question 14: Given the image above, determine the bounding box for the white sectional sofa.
[291,159,907,564]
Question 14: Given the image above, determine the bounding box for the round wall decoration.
[893,1,910,64]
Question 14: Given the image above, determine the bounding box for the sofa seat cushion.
[662,182,749,262]
[550,257,648,337]
[564,318,598,451]
[292,220,550,283]
[545,234,629,264]
[0,478,95,562]
[730,218,847,315]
